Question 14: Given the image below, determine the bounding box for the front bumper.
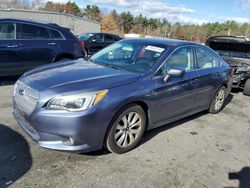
[13,105,111,153]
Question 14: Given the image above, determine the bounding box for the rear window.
[105,35,115,42]
[196,47,221,68]
[17,23,50,39]
[209,41,250,59]
[0,23,16,39]
[50,29,63,39]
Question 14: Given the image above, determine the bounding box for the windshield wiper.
[89,59,122,70]
[98,63,121,70]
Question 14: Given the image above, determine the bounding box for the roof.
[79,32,120,37]
[121,37,200,47]
[0,18,62,29]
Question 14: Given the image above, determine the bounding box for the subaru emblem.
[19,88,25,96]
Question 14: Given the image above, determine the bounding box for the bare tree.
[0,0,44,10]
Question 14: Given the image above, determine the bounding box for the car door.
[15,23,55,72]
[150,46,199,125]
[89,33,104,54]
[0,21,23,76]
[194,46,224,108]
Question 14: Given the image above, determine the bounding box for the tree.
[84,5,102,22]
[65,1,81,17]
[120,11,134,33]
[32,0,45,10]
[43,1,81,16]
[0,0,31,9]
[101,13,118,32]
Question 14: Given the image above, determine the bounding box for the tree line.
[1,0,250,42]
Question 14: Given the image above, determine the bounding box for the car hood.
[21,59,140,92]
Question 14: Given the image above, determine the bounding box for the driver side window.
[92,34,103,42]
[156,47,194,76]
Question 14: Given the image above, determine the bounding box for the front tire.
[209,86,226,114]
[105,105,146,154]
[243,79,250,96]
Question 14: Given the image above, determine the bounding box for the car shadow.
[225,167,250,188]
[231,88,244,93]
[0,76,20,86]
[224,93,234,108]
[141,93,233,146]
[0,124,32,187]
[141,111,207,146]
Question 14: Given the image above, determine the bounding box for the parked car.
[206,35,250,96]
[13,38,232,154]
[0,18,84,76]
[78,32,121,56]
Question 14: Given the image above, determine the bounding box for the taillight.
[76,40,84,48]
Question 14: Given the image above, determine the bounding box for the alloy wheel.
[214,89,225,111]
[114,112,142,147]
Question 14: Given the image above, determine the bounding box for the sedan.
[13,38,232,154]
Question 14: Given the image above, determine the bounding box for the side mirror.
[164,69,186,82]
[91,38,96,42]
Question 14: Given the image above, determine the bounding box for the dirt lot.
[0,78,250,188]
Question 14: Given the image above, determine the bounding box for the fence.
[0,9,100,35]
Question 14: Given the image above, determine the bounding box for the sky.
[43,0,250,25]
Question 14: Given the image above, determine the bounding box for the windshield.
[90,41,166,73]
[217,50,250,59]
[78,33,94,41]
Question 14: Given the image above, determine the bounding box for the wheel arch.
[53,53,75,62]
[103,100,150,147]
[84,47,90,55]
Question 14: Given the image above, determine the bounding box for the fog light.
[63,137,75,146]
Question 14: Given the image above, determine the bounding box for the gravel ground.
[0,78,250,188]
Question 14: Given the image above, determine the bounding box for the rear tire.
[209,86,226,114]
[83,48,89,59]
[105,105,146,154]
[243,79,250,96]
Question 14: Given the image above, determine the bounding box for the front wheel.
[209,86,226,114]
[105,105,146,154]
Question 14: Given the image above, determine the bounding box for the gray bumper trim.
[38,141,90,152]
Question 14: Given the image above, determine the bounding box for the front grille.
[13,81,39,115]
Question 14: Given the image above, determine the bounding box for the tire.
[83,48,90,60]
[105,104,146,154]
[243,79,250,96]
[209,86,226,114]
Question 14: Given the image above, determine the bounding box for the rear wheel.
[83,48,89,59]
[243,79,250,96]
[209,86,226,114]
[105,105,146,154]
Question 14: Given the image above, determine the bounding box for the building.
[0,9,100,35]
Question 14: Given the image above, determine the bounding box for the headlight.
[47,90,108,111]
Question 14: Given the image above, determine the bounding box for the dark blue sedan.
[0,18,84,76]
[13,38,232,154]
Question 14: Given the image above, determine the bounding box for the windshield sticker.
[145,45,165,53]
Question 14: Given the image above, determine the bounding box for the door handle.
[48,42,56,45]
[7,44,19,48]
